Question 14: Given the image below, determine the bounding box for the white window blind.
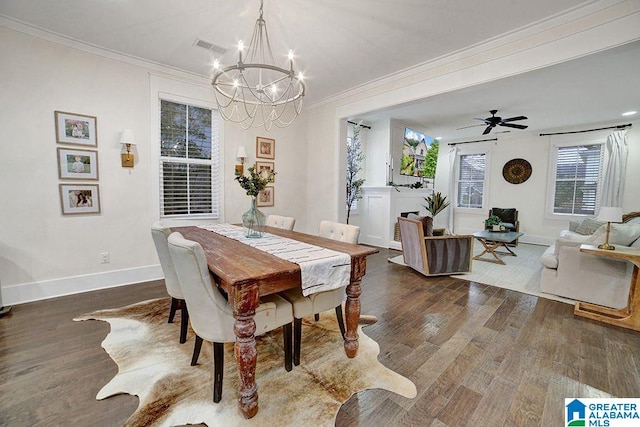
[552,143,603,215]
[457,153,486,209]
[159,100,220,218]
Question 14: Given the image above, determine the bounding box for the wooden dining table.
[171,225,379,418]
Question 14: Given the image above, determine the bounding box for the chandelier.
[211,0,305,130]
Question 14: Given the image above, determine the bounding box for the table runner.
[199,224,351,296]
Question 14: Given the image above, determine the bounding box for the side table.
[574,244,640,332]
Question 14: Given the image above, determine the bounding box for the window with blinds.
[457,153,486,209]
[159,100,220,218]
[552,143,603,215]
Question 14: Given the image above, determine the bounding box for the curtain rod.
[347,120,371,129]
[448,138,497,146]
[539,123,632,136]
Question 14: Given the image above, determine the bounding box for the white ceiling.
[1,0,638,140]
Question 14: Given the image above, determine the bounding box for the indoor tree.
[346,122,365,224]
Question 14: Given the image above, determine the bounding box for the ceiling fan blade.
[501,115,528,123]
[482,126,493,135]
[456,123,486,130]
[473,117,489,122]
[499,123,528,129]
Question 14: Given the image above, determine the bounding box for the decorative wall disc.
[502,158,532,184]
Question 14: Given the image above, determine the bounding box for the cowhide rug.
[74,298,417,426]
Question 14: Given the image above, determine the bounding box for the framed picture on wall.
[255,161,275,182]
[57,148,99,180]
[256,136,275,159]
[55,111,98,146]
[257,186,274,207]
[59,184,101,215]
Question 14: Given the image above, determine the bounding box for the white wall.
[435,125,640,245]
[0,27,307,304]
[305,1,640,240]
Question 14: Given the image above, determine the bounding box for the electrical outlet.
[100,252,110,264]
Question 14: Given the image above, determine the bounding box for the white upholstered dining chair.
[266,214,296,230]
[280,220,360,366]
[167,231,294,402]
[150,221,189,344]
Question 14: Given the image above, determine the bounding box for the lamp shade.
[236,146,248,160]
[120,129,136,146]
[597,207,623,223]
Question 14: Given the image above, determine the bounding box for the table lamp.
[597,206,623,250]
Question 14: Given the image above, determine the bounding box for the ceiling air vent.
[194,38,227,54]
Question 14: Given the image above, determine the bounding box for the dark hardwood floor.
[1,248,639,426]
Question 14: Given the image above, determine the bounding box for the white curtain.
[601,130,628,207]
[447,146,458,233]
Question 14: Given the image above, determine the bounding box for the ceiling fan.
[458,110,528,135]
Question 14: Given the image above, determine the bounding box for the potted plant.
[346,122,366,224]
[423,192,450,218]
[486,214,502,231]
[423,192,450,236]
[235,166,276,238]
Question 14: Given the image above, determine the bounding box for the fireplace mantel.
[358,186,433,250]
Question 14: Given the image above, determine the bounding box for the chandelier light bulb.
[211,0,305,130]
[213,59,220,70]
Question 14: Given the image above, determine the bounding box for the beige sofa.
[539,212,640,308]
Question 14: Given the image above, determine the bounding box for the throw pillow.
[569,220,581,232]
[407,213,433,237]
[575,218,605,235]
[584,223,640,246]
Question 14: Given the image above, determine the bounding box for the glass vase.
[242,197,265,238]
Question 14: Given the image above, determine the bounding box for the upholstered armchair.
[485,208,519,232]
[266,214,296,230]
[280,220,360,366]
[485,207,519,245]
[397,217,473,276]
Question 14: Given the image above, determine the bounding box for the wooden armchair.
[398,217,473,276]
[485,207,519,245]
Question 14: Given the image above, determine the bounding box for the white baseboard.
[2,265,163,306]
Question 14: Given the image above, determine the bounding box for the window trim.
[454,150,490,213]
[149,75,224,225]
[545,136,605,221]
[159,100,219,219]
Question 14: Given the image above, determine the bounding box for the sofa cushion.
[407,213,433,237]
[540,245,558,269]
[585,223,640,246]
[569,220,581,232]
[575,218,605,235]
[559,230,592,242]
[632,237,640,249]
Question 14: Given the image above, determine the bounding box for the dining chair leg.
[191,335,203,366]
[293,318,302,366]
[335,305,346,339]
[168,297,180,323]
[213,342,224,403]
[283,323,292,372]
[179,301,189,344]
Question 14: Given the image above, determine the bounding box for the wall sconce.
[235,145,248,175]
[120,129,136,168]
[597,206,623,250]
